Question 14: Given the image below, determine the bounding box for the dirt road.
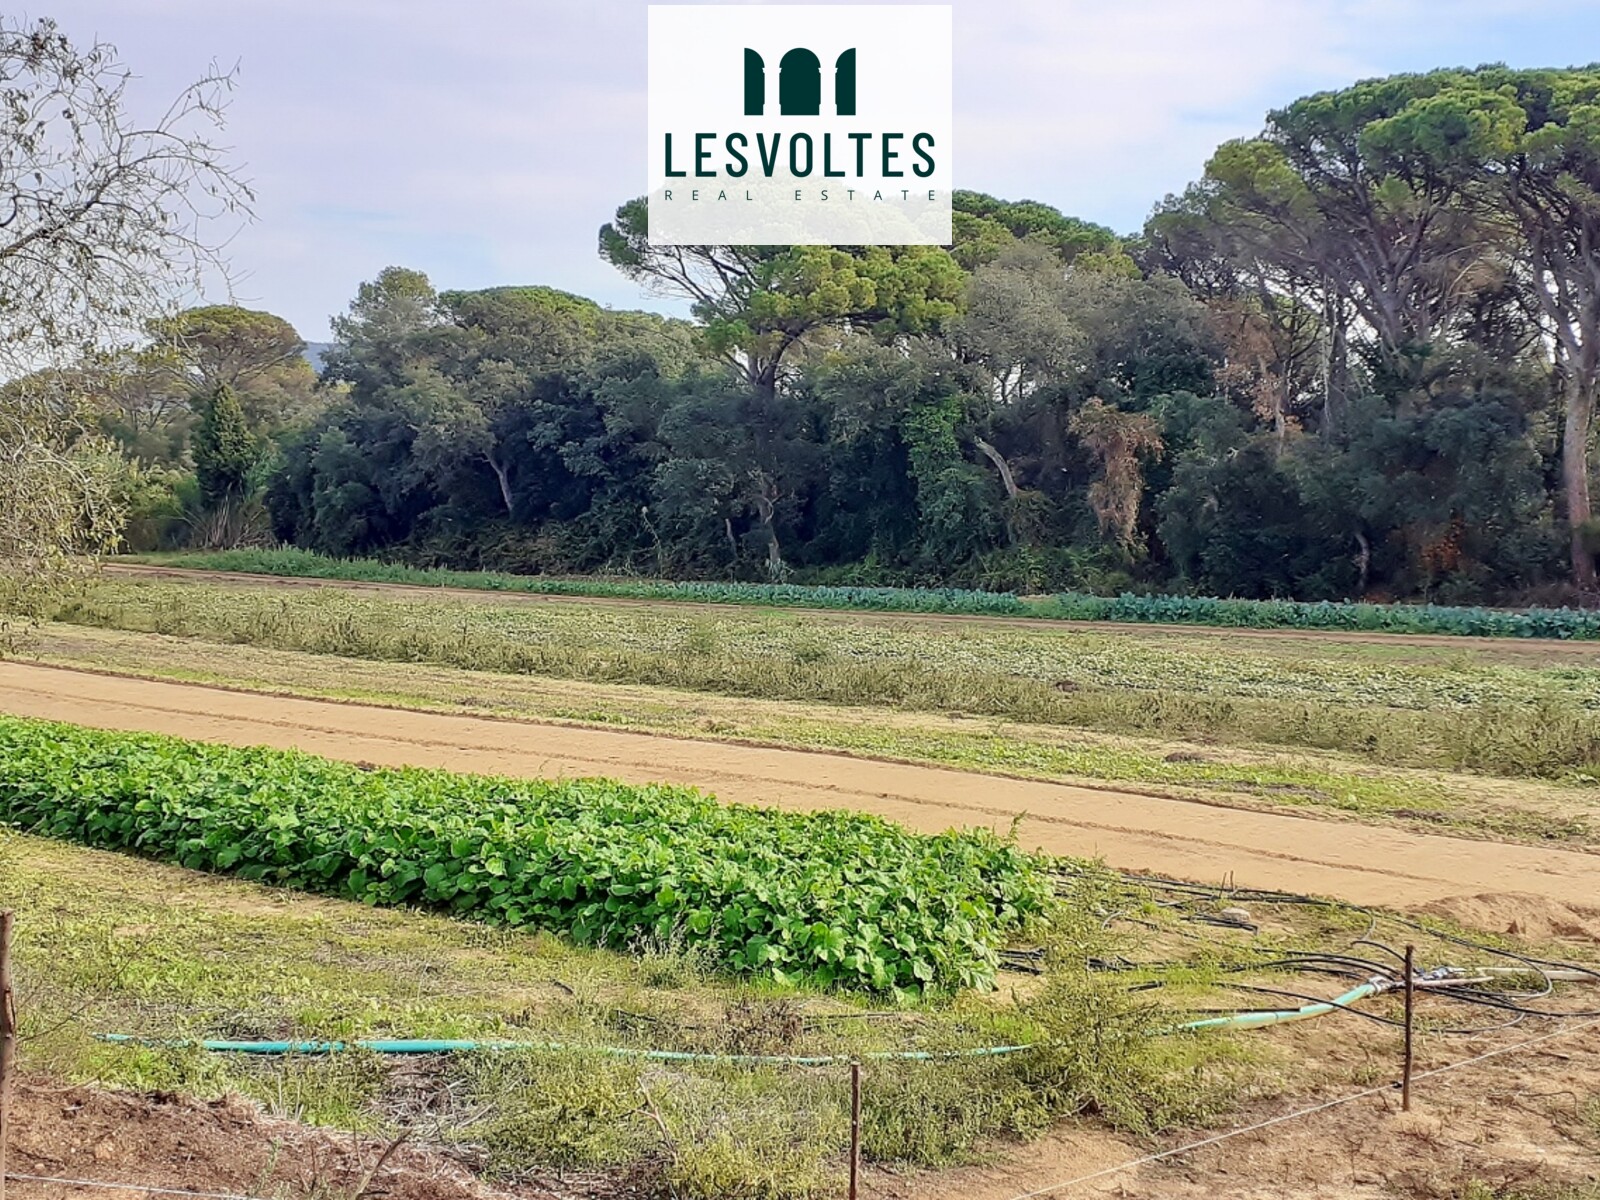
[3,660,1596,907]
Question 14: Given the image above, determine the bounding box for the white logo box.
[647,4,953,245]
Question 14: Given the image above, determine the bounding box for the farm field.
[6,659,1600,906]
[4,769,1600,1200]
[17,621,1600,849]
[6,570,1600,1198]
[12,14,1600,1200]
[124,549,1600,640]
[33,569,1600,783]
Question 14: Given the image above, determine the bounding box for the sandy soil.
[4,660,1597,908]
[103,563,1600,662]
[5,1077,640,1199]
[897,1018,1600,1200]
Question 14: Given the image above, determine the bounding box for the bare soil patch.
[6,1077,642,1199]
[1418,892,1600,945]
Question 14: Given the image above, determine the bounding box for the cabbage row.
[0,717,1050,993]
[137,549,1032,616]
[134,549,1600,639]
[1039,592,1600,639]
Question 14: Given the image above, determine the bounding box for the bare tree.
[0,16,252,608]
[0,17,252,371]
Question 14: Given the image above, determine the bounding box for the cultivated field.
[3,662,1598,906]
[3,564,1600,1199]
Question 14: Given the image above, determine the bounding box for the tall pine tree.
[192,383,259,508]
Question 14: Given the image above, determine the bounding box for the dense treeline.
[115,68,1600,602]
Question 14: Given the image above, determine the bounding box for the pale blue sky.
[42,0,1600,339]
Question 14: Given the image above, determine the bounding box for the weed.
[0,827,1254,1200]
[458,1050,653,1170]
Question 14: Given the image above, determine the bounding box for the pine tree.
[192,383,259,508]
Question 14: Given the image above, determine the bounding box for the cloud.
[43,0,1600,338]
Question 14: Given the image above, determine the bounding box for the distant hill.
[302,342,333,373]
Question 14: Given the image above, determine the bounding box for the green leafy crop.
[133,549,1600,639]
[0,716,1050,994]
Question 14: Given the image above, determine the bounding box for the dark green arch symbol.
[743,48,765,116]
[834,49,856,116]
[779,47,821,116]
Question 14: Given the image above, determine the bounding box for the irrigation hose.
[1175,982,1383,1032]
[94,1033,1035,1064]
[95,880,1600,1060]
[96,981,1402,1058]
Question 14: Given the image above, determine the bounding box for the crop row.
[133,548,1032,615]
[129,549,1600,640]
[0,717,1051,993]
[1042,592,1600,640]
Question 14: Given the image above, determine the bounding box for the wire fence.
[5,880,1600,1200]
[6,1015,1598,1200]
[1003,1013,1600,1200]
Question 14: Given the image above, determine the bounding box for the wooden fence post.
[1,909,16,1200]
[848,1060,861,1200]
[1401,943,1415,1112]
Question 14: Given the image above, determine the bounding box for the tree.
[1148,77,1519,408]
[599,197,964,397]
[1154,392,1332,597]
[152,306,317,429]
[323,267,447,391]
[652,371,826,578]
[952,191,1121,269]
[1143,68,1595,593]
[813,337,1004,568]
[1241,67,1600,591]
[1145,184,1326,438]
[1494,69,1600,591]
[956,242,1086,405]
[151,306,308,391]
[0,17,251,373]
[0,375,126,614]
[0,16,248,603]
[99,306,319,462]
[191,383,258,508]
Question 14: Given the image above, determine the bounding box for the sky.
[41,0,1600,340]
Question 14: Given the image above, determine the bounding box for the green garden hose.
[97,982,1391,1064]
[1174,982,1382,1032]
[95,1033,1035,1064]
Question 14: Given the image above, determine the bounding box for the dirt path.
[5,661,1597,907]
[103,563,1600,659]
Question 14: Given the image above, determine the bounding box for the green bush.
[0,717,1050,994]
